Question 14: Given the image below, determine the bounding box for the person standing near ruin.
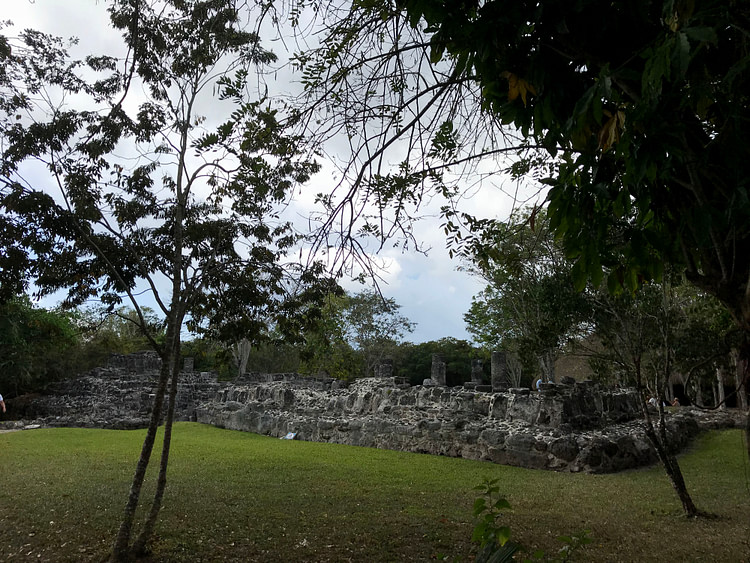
[0,392,5,414]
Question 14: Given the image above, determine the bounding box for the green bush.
[0,297,79,396]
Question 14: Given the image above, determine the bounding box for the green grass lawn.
[1,423,748,562]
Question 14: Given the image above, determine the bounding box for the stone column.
[471,359,484,384]
[431,354,446,386]
[491,351,508,391]
[183,357,194,373]
[378,358,393,378]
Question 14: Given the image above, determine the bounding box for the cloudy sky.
[4,0,542,344]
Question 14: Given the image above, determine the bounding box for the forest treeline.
[3,271,747,413]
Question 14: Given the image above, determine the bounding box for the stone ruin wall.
[6,351,746,474]
[197,377,667,474]
[12,352,223,430]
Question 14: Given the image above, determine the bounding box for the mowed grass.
[1,424,749,562]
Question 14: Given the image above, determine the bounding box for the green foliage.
[299,290,414,379]
[0,0,333,353]
[396,338,488,386]
[181,338,304,380]
[463,208,590,382]
[472,479,518,561]
[586,277,737,401]
[298,292,362,379]
[72,306,165,371]
[343,290,416,376]
[399,0,750,338]
[242,341,302,375]
[0,296,79,396]
[179,338,235,380]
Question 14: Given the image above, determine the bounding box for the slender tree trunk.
[640,395,699,517]
[738,344,750,464]
[539,351,555,383]
[646,421,699,516]
[133,343,181,556]
[736,349,749,411]
[694,378,703,407]
[122,80,190,558]
[636,301,700,519]
[110,347,171,562]
[716,366,726,410]
[232,337,251,378]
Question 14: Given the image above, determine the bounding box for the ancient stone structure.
[431,354,446,386]
[195,376,744,473]
[11,365,223,430]
[107,351,162,373]
[4,353,745,474]
[491,351,508,391]
[376,358,394,378]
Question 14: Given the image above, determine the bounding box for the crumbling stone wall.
[6,354,745,474]
[14,365,224,430]
[195,376,743,473]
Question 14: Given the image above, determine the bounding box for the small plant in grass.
[472,478,520,562]
[471,479,592,562]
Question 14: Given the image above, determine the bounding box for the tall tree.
[463,208,590,382]
[299,291,361,379]
[0,1,331,559]
[299,289,414,379]
[586,278,703,516]
[342,290,415,377]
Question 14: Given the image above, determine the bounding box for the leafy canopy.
[400,0,750,332]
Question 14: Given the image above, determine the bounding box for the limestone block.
[549,436,580,462]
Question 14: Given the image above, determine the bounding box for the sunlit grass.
[1,424,748,562]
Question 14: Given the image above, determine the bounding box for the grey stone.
[491,351,508,391]
[14,352,747,476]
[431,354,446,386]
[471,359,484,384]
[549,436,580,462]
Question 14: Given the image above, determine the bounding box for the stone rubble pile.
[8,362,223,430]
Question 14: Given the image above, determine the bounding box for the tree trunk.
[539,350,555,383]
[641,398,699,517]
[121,77,189,558]
[232,337,252,379]
[110,351,171,562]
[716,366,726,410]
[736,349,749,411]
[133,345,181,556]
[694,378,703,407]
